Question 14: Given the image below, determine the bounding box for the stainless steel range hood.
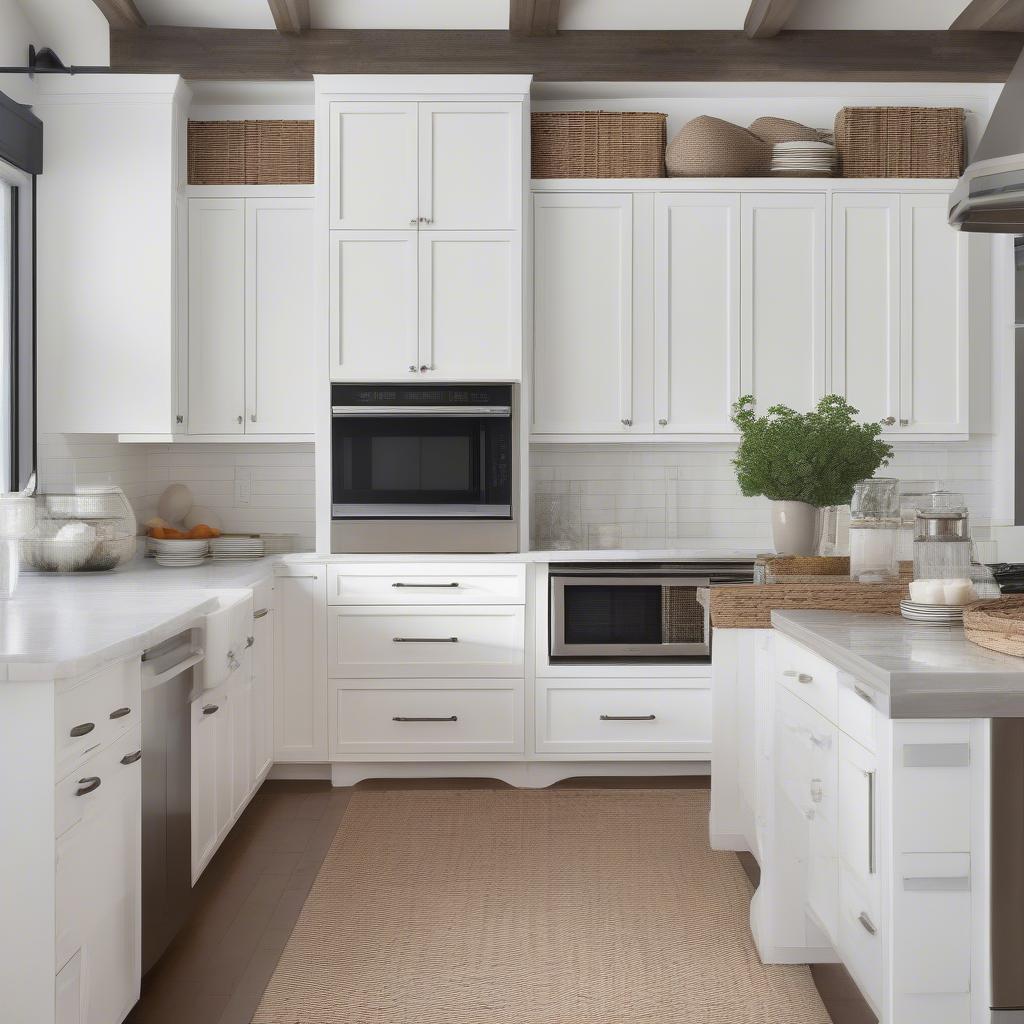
[950,46,1024,232]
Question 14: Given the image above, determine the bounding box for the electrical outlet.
[234,467,252,506]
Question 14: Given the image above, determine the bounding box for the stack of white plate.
[900,600,966,625]
[151,538,209,567]
[210,535,265,560]
[771,140,836,177]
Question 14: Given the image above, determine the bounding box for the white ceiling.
[128,0,975,32]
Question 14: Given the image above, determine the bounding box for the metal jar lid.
[914,510,969,541]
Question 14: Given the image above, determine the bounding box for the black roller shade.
[0,89,42,175]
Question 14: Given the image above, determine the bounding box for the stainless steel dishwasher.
[140,631,204,974]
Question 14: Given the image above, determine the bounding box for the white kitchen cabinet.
[245,199,316,434]
[899,194,969,435]
[532,193,636,434]
[654,193,740,434]
[328,102,419,229]
[190,683,230,881]
[188,199,246,435]
[230,672,252,819]
[250,603,275,784]
[54,726,142,1024]
[274,567,328,762]
[832,193,900,427]
[418,102,522,230]
[741,193,827,414]
[329,231,419,379]
[187,197,315,436]
[419,231,519,378]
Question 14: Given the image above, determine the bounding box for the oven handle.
[332,406,511,418]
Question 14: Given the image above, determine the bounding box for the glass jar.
[913,492,972,581]
[849,478,900,582]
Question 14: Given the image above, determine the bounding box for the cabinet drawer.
[331,680,523,754]
[837,673,884,752]
[537,680,710,754]
[328,605,524,677]
[55,658,141,778]
[775,685,838,829]
[838,870,883,1013]
[837,733,880,913]
[327,563,525,605]
[774,634,838,722]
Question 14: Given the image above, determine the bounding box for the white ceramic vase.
[771,500,820,556]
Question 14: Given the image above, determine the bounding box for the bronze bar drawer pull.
[392,582,460,588]
[254,608,270,619]
[202,704,219,716]
[392,716,458,723]
[69,722,95,738]
[75,777,101,796]
[109,707,131,720]
[600,714,657,721]
[392,636,459,643]
[120,750,142,766]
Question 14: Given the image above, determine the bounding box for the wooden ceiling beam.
[952,0,1024,31]
[268,0,311,35]
[744,0,803,39]
[91,0,145,30]
[109,28,1024,83]
[510,0,560,36]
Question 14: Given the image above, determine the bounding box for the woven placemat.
[964,596,1024,658]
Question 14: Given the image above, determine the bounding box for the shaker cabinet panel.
[245,200,316,434]
[655,193,740,434]
[419,103,522,230]
[531,193,634,434]
[187,199,246,434]
[740,193,827,415]
[329,231,419,380]
[419,231,519,379]
[832,194,900,427]
[328,102,419,230]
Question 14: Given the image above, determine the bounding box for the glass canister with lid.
[912,491,972,582]
[849,477,900,582]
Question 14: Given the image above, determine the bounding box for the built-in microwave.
[330,383,518,553]
[549,562,754,660]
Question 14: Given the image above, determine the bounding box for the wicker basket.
[833,107,965,178]
[188,120,314,185]
[666,116,771,178]
[710,582,908,629]
[531,111,667,179]
[963,597,1024,658]
[760,555,851,577]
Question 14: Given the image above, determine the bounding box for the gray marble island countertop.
[771,609,1024,718]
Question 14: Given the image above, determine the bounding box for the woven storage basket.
[760,555,851,577]
[963,597,1024,658]
[531,111,666,178]
[188,120,314,185]
[710,582,908,629]
[749,116,829,146]
[666,116,771,178]
[833,107,965,178]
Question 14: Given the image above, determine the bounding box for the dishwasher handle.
[143,647,205,688]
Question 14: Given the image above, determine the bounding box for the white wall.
[16,0,108,67]
[0,0,37,103]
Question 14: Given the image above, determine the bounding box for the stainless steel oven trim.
[333,503,512,518]
[549,575,712,658]
[332,406,511,417]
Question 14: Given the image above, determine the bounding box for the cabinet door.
[418,102,521,230]
[418,231,520,379]
[188,199,246,433]
[532,193,634,434]
[230,671,252,818]
[899,194,969,434]
[832,194,900,427]
[190,688,228,881]
[655,193,740,434]
[328,102,418,229]
[250,606,274,783]
[245,199,316,434]
[274,570,328,762]
[741,194,827,414]
[329,231,418,380]
[837,733,879,906]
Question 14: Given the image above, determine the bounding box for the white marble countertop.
[771,609,1024,718]
[285,548,762,564]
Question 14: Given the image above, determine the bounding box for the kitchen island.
[710,608,1024,1024]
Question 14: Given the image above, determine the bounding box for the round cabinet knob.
[658,418,668,427]
[409,365,418,373]
[621,418,632,427]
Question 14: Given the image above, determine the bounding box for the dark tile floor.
[127,776,874,1024]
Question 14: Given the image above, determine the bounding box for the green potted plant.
[731,394,894,556]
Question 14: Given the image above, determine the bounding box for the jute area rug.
[253,788,831,1024]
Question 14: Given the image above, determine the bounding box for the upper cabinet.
[187,197,315,436]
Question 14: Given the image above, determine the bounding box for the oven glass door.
[332,414,512,519]
[551,577,709,657]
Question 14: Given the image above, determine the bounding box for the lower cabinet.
[250,602,275,781]
[55,726,142,1024]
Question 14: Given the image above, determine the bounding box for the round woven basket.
[963,596,1024,657]
[666,116,771,177]
[749,116,829,146]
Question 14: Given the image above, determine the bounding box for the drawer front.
[537,680,711,754]
[837,673,883,752]
[327,562,526,606]
[328,605,525,677]
[776,685,838,829]
[55,658,141,777]
[332,680,523,754]
[838,870,883,1013]
[838,733,881,914]
[775,634,838,722]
